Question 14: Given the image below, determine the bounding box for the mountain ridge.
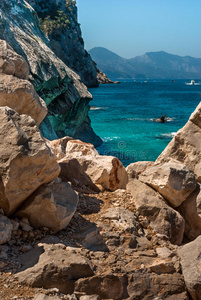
[89,47,201,79]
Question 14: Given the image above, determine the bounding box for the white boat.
[185,79,201,85]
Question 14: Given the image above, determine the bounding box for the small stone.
[20,244,32,253]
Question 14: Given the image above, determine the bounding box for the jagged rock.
[26,0,98,88]
[0,107,60,215]
[0,214,13,244]
[139,161,197,207]
[59,140,128,191]
[156,247,174,259]
[102,207,138,233]
[66,140,99,157]
[17,180,78,232]
[127,272,187,299]
[45,137,73,160]
[126,161,153,181]
[156,101,201,183]
[75,275,125,300]
[0,0,102,146]
[149,259,176,274]
[17,243,94,294]
[178,185,201,240]
[127,179,185,245]
[178,235,201,299]
[0,74,47,126]
[0,39,29,80]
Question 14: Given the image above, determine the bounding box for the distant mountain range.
[89,47,201,80]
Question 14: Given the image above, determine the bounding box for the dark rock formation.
[0,0,102,147]
[26,0,99,88]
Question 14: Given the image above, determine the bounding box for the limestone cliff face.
[0,0,102,146]
[26,0,99,88]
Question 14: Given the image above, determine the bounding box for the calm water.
[89,80,201,166]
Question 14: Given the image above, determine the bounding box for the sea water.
[89,80,201,166]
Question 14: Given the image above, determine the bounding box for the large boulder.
[59,140,128,191]
[0,40,29,80]
[17,180,79,232]
[178,186,201,240]
[0,74,47,126]
[126,161,153,181]
[127,179,185,245]
[0,214,13,244]
[0,107,60,215]
[156,102,201,183]
[178,235,201,299]
[139,161,197,207]
[17,243,94,294]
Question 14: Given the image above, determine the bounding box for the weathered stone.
[60,140,128,191]
[156,102,201,184]
[127,272,187,299]
[0,214,13,244]
[17,243,94,294]
[0,74,47,126]
[178,235,201,300]
[0,40,29,80]
[149,259,176,274]
[101,207,138,233]
[45,137,73,161]
[127,179,185,245]
[0,107,60,215]
[178,185,201,240]
[126,161,153,181]
[139,161,197,207]
[75,275,124,300]
[156,247,174,259]
[17,181,78,232]
[33,295,61,300]
[80,295,100,300]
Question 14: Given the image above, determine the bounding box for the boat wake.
[90,107,109,111]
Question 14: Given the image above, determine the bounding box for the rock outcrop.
[0,0,102,146]
[26,0,99,88]
[0,106,60,215]
[156,101,201,183]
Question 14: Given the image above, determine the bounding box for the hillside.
[89,47,201,79]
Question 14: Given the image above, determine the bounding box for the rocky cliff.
[0,0,102,146]
[26,0,99,88]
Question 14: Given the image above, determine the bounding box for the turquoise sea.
[89,80,201,166]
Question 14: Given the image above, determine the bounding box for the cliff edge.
[0,0,102,146]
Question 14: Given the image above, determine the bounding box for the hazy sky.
[76,0,201,59]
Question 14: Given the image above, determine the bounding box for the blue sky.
[76,0,201,59]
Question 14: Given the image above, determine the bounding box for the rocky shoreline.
[0,0,201,299]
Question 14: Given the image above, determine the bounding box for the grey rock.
[0,214,13,244]
[17,243,94,294]
[127,179,185,245]
[178,235,201,300]
[126,161,153,181]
